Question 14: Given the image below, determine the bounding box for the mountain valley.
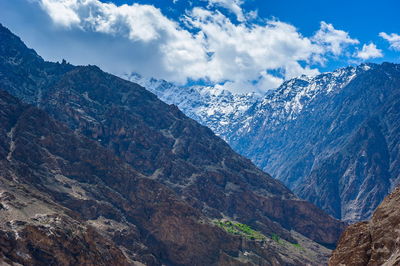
[0,23,344,265]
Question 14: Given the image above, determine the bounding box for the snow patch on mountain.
[127,73,259,137]
[126,64,374,143]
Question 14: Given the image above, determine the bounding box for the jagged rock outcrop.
[329,186,400,265]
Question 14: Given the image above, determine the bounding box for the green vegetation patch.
[213,219,266,240]
[290,243,304,250]
[214,219,303,250]
[271,233,283,244]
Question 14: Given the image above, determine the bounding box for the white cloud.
[206,0,246,22]
[39,0,81,27]
[184,8,327,92]
[379,32,400,51]
[355,43,383,60]
[312,22,359,58]
[36,0,209,84]
[4,0,361,93]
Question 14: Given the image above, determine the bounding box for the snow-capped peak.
[126,73,259,137]
[125,64,375,140]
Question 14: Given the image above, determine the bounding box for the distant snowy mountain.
[128,64,371,140]
[128,63,400,223]
[128,73,259,137]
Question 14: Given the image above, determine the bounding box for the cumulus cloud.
[36,0,209,84]
[39,0,80,27]
[206,0,246,22]
[312,22,359,58]
[379,32,400,51]
[184,8,324,92]
[1,0,363,93]
[355,43,383,60]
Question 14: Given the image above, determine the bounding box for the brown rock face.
[0,219,131,266]
[0,86,330,265]
[330,186,400,265]
[0,90,242,265]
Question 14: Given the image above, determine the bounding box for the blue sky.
[1,0,399,93]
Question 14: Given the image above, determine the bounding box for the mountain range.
[0,23,345,265]
[130,62,400,223]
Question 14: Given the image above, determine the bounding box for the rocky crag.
[330,186,400,265]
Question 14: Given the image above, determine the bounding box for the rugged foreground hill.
[330,186,400,265]
[135,63,400,223]
[0,23,342,264]
[0,89,288,265]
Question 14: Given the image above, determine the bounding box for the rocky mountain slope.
[329,185,400,265]
[0,89,292,265]
[132,63,400,223]
[0,23,342,264]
